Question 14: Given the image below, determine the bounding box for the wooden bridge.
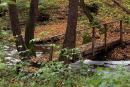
[80,20,124,58]
[34,20,127,61]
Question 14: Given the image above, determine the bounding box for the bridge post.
[104,24,107,52]
[49,44,53,61]
[92,27,96,56]
[120,20,123,44]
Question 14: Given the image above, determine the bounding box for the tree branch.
[112,0,130,14]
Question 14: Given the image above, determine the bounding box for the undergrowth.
[0,59,130,87]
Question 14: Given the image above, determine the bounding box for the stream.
[4,45,130,72]
[4,45,20,66]
[3,45,44,66]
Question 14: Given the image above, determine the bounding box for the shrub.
[1,59,130,87]
[0,3,8,17]
[122,15,130,24]
[83,33,91,44]
[60,48,82,63]
[39,0,59,11]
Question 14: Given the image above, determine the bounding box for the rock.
[11,50,18,58]
[5,57,12,60]
[84,60,105,65]
[11,50,17,55]
[10,59,21,63]
[4,45,20,66]
[6,62,14,66]
[5,53,12,57]
[4,46,9,49]
[36,52,43,57]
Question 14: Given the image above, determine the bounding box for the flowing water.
[3,45,44,65]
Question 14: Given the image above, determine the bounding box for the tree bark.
[8,1,26,54]
[63,0,79,49]
[25,0,39,56]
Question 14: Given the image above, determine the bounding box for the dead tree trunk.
[25,0,39,56]
[8,1,26,55]
[63,0,79,49]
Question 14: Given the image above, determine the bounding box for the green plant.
[1,59,130,87]
[0,62,6,71]
[39,0,59,11]
[90,15,102,28]
[0,3,7,17]
[83,33,91,44]
[60,48,82,63]
[86,66,130,87]
[122,15,130,24]
[17,1,29,10]
[39,31,49,36]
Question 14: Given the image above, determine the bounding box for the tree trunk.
[79,0,93,22]
[8,1,26,54]
[63,0,79,49]
[25,0,39,56]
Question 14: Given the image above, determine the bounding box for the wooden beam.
[81,39,121,57]
[92,27,96,56]
[104,24,108,52]
[120,20,123,43]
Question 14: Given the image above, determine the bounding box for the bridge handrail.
[91,20,123,56]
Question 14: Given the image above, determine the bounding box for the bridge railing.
[92,20,123,56]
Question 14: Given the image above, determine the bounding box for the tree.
[25,0,39,56]
[79,0,99,23]
[63,0,99,48]
[8,0,26,55]
[63,0,79,49]
[79,0,93,22]
[8,0,39,57]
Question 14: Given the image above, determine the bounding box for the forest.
[1,0,130,87]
